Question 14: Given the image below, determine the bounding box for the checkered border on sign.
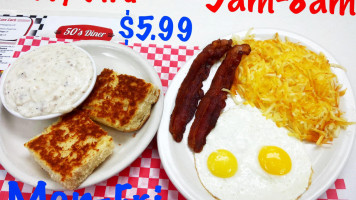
[80,141,187,200]
[28,15,47,37]
[132,43,199,94]
[317,179,348,200]
[13,36,77,59]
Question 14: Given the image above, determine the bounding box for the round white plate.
[0,40,164,190]
[157,28,356,200]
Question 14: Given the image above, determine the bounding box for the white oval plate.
[0,40,164,190]
[157,28,356,200]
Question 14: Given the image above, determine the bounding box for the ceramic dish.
[0,43,97,120]
[157,28,356,200]
[0,40,164,190]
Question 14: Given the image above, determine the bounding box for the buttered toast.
[24,109,114,190]
[81,68,160,132]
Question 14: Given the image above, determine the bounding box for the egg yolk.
[258,146,292,175]
[207,149,238,178]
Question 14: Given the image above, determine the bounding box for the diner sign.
[1,0,355,199]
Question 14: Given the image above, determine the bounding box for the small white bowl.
[0,43,97,120]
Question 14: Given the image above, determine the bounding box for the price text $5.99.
[119,10,193,45]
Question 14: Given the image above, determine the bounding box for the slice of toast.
[24,109,114,190]
[81,68,160,132]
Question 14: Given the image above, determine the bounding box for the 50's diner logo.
[55,25,114,41]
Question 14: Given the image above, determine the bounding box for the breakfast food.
[169,39,232,142]
[81,68,160,132]
[188,44,251,152]
[231,33,353,144]
[195,105,312,200]
[2,43,95,118]
[24,109,114,190]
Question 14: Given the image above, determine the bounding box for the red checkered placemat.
[0,36,349,200]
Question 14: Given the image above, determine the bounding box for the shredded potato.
[231,34,353,145]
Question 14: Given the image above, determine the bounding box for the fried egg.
[194,104,312,200]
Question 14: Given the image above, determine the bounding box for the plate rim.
[157,28,356,200]
[0,39,164,190]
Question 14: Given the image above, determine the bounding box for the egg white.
[194,104,312,200]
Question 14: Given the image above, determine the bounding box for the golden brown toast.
[24,109,114,190]
[81,68,160,132]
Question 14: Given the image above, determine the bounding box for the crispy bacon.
[188,44,251,153]
[169,39,232,142]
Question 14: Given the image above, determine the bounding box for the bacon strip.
[169,39,232,142]
[188,44,251,152]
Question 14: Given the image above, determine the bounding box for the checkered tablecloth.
[0,36,349,200]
